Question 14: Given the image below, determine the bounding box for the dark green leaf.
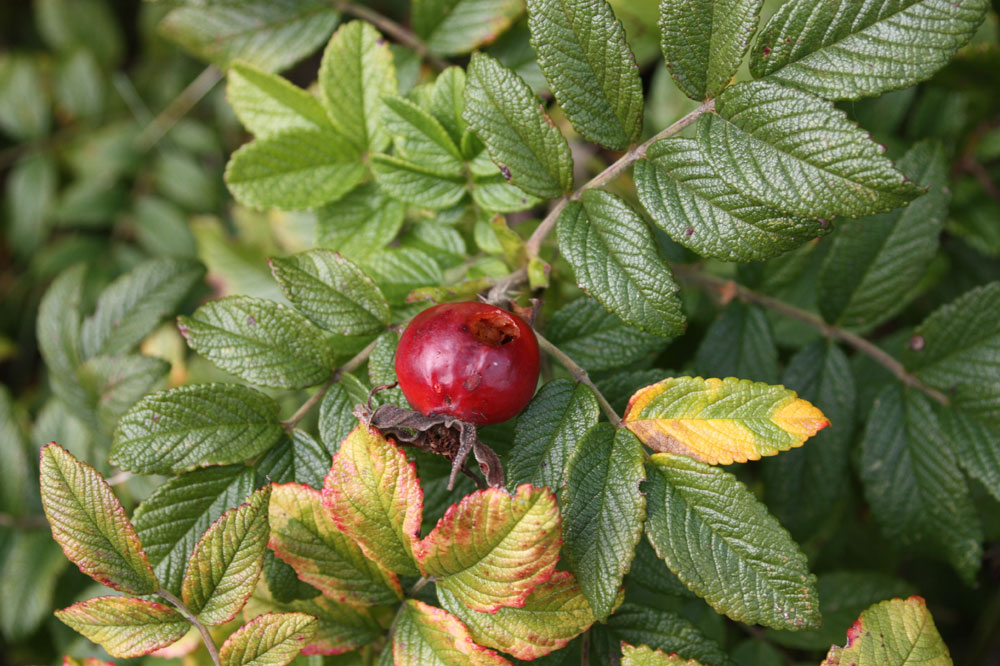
[256,429,331,489]
[319,373,372,452]
[413,0,524,56]
[593,603,734,666]
[0,387,30,517]
[694,302,778,384]
[936,394,1000,503]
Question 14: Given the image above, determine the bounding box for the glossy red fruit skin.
[394,302,540,426]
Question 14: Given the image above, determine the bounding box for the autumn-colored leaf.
[622,643,709,666]
[218,612,317,666]
[393,600,510,666]
[322,423,423,575]
[269,482,402,605]
[416,484,561,612]
[822,596,951,666]
[623,377,829,464]
[54,596,188,658]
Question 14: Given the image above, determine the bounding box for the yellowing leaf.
[623,377,829,464]
[822,596,951,666]
[393,600,510,666]
[218,612,317,666]
[269,482,402,606]
[54,596,188,658]
[622,643,709,666]
[322,424,423,576]
[416,484,561,612]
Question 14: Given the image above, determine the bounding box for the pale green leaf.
[132,465,256,596]
[561,425,645,621]
[0,55,50,140]
[219,612,317,666]
[659,0,763,100]
[370,154,467,209]
[182,486,271,625]
[39,444,158,594]
[225,129,365,211]
[226,62,331,137]
[36,264,88,419]
[75,354,170,433]
[698,81,924,218]
[383,95,464,174]
[110,383,284,474]
[636,138,822,261]
[644,453,820,629]
[526,0,644,148]
[318,21,397,153]
[35,0,123,65]
[464,52,573,199]
[413,0,524,56]
[557,190,685,337]
[315,183,405,259]
[821,597,951,666]
[356,247,443,304]
[428,67,471,149]
[244,591,386,655]
[751,0,990,100]
[0,531,68,641]
[55,597,188,659]
[622,644,708,666]
[5,153,57,257]
[694,302,778,384]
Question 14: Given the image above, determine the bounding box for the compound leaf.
[322,424,423,576]
[751,0,990,100]
[54,597,188,659]
[227,62,331,138]
[39,444,157,595]
[464,52,573,199]
[624,376,829,465]
[659,0,763,101]
[557,190,685,337]
[182,486,271,625]
[644,453,820,629]
[561,425,645,621]
[219,612,317,666]
[416,484,561,612]
[413,0,524,56]
[110,383,284,474]
[821,597,951,666]
[698,81,924,218]
[526,0,644,148]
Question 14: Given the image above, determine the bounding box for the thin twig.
[671,263,951,406]
[282,338,379,430]
[338,2,450,70]
[157,588,220,666]
[134,66,223,151]
[523,99,716,259]
[0,513,50,529]
[534,332,621,425]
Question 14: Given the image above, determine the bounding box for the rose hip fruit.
[394,302,540,425]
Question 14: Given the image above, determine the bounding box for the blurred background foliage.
[1,0,999,664]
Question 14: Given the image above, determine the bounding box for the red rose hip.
[394,302,540,425]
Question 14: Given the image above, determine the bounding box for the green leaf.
[644,453,820,629]
[694,302,778,384]
[36,265,91,418]
[35,0,123,65]
[904,281,1000,405]
[546,297,670,372]
[227,62,331,137]
[525,0,644,148]
[219,612,317,666]
[859,385,982,582]
[416,485,562,612]
[383,95,464,174]
[132,465,256,597]
[75,354,170,433]
[0,531,68,642]
[819,140,950,328]
[428,67,472,149]
[413,0,525,56]
[768,571,916,651]
[659,0,763,101]
[557,190,685,337]
[0,55,50,140]
[5,153,57,257]
[182,486,271,625]
[318,21,398,154]
[697,81,924,218]
[392,600,510,666]
[315,183,405,260]
[751,0,990,100]
[561,425,645,621]
[936,397,1000,503]
[159,0,339,72]
[179,296,335,389]
[762,341,856,541]
[0,387,29,517]
[225,129,366,211]
[110,383,284,474]
[257,429,332,489]
[81,257,205,358]
[245,592,386,655]
[371,154,467,209]
[464,52,573,199]
[506,380,600,492]
[269,482,403,605]
[357,247,443,305]
[437,571,596,660]
[622,645,708,666]
[39,444,158,594]
[54,597,188,659]
[821,597,951,666]
[595,603,733,666]
[635,139,822,261]
[54,49,105,121]
[319,373,374,451]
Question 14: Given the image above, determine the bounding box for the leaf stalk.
[157,588,220,666]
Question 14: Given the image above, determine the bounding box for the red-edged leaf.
[822,596,951,666]
[182,486,271,625]
[63,658,114,666]
[39,443,157,594]
[438,570,596,660]
[393,600,510,666]
[416,484,561,612]
[622,643,709,666]
[54,596,188,658]
[269,482,402,605]
[218,612,317,666]
[322,423,422,575]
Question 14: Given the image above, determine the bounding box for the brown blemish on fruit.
[469,311,520,346]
